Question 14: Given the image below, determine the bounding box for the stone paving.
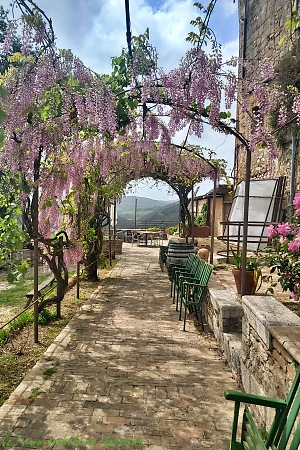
[0,244,237,450]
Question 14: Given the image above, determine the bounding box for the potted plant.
[231,247,262,295]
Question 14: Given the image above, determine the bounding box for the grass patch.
[43,360,59,379]
[28,387,40,403]
[0,273,51,308]
[0,269,77,309]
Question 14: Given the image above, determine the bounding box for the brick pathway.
[0,244,237,449]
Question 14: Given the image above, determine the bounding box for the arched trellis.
[1,0,264,314]
[115,140,220,265]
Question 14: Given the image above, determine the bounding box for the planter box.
[191,226,210,238]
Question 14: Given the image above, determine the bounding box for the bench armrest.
[179,274,197,281]
[224,390,287,409]
[182,281,207,287]
[174,268,190,275]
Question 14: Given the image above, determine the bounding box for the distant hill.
[140,201,180,226]
[116,196,179,229]
[117,196,172,220]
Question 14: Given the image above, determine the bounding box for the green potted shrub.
[231,247,262,295]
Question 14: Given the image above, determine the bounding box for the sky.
[3,0,239,201]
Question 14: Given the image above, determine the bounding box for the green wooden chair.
[224,364,300,450]
[179,262,213,331]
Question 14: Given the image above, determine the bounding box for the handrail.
[0,297,39,330]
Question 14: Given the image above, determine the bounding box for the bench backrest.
[287,419,300,450]
[276,387,300,450]
[185,253,197,272]
[176,255,203,280]
[240,365,300,450]
[269,365,300,449]
[242,405,267,450]
[193,263,213,299]
[191,257,206,279]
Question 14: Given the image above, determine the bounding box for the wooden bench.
[224,364,300,449]
[25,275,56,307]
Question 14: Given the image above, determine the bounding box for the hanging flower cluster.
[265,186,300,301]
[128,38,300,160]
[1,16,118,239]
[131,43,238,143]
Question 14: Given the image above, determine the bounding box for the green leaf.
[278,36,286,46]
[220,111,231,119]
[0,108,7,124]
[285,18,297,31]
[0,129,5,148]
[0,86,8,99]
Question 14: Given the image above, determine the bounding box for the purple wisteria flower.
[290,291,299,302]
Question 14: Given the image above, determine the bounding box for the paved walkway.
[0,244,237,450]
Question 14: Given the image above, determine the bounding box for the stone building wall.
[235,0,298,206]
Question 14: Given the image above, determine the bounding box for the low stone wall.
[207,288,243,381]
[206,285,300,427]
[102,239,123,256]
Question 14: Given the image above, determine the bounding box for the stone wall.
[102,239,123,256]
[206,285,300,427]
[235,0,298,200]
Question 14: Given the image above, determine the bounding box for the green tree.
[0,172,28,280]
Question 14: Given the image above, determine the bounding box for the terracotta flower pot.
[232,268,259,295]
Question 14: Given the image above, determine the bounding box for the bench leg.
[25,296,34,308]
[183,303,187,331]
[176,288,181,311]
[179,296,183,321]
[196,304,204,331]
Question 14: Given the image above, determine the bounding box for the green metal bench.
[170,253,199,299]
[174,257,206,312]
[178,262,213,331]
[224,365,300,450]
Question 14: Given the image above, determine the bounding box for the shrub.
[0,308,57,346]
[166,226,178,235]
[264,185,300,301]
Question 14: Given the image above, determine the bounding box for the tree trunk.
[85,221,104,281]
[177,186,192,241]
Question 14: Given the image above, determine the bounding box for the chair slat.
[225,365,300,450]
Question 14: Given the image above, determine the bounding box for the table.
[138,231,162,247]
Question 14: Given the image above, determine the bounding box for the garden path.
[0,243,237,449]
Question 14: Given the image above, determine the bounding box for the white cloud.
[219,0,238,18]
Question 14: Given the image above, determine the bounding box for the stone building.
[193,184,233,238]
[235,0,298,209]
